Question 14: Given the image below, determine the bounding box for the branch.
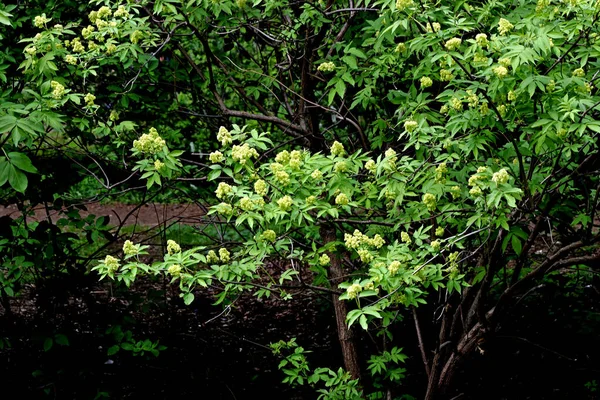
[413,307,431,378]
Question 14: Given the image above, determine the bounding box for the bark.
[321,225,361,380]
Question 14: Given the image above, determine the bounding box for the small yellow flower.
[219,248,230,263]
[440,69,454,81]
[277,195,293,211]
[444,38,462,51]
[123,240,138,257]
[493,66,508,79]
[475,33,489,48]
[420,76,433,88]
[167,239,181,255]
[401,231,412,244]
[217,126,232,146]
[215,182,233,199]
[207,250,219,264]
[346,283,362,299]
[404,119,418,132]
[84,93,96,106]
[168,264,182,276]
[317,61,336,73]
[209,151,224,163]
[319,254,330,266]
[435,226,444,237]
[491,168,510,185]
[254,180,268,196]
[311,169,323,180]
[261,230,276,242]
[395,0,414,11]
[572,68,585,77]
[330,141,346,157]
[388,261,401,276]
[498,18,514,35]
[335,193,349,206]
[34,14,50,28]
[423,193,437,211]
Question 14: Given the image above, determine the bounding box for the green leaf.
[43,338,53,352]
[183,292,194,305]
[511,235,522,255]
[8,152,37,173]
[54,334,69,346]
[107,345,120,356]
[7,164,28,193]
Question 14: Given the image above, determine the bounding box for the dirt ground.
[0,202,207,226]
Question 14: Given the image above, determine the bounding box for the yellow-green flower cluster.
[385,148,398,164]
[498,18,514,35]
[491,168,509,185]
[473,53,488,64]
[423,193,436,211]
[357,249,374,263]
[420,76,433,88]
[154,159,165,171]
[219,248,230,263]
[133,127,166,155]
[330,141,346,157]
[319,254,330,266]
[275,150,291,164]
[114,5,130,18]
[104,255,120,273]
[167,264,182,276]
[123,240,138,257]
[335,193,349,206]
[25,46,37,55]
[261,229,276,242]
[231,143,259,164]
[50,81,66,99]
[65,55,77,65]
[34,14,50,28]
[209,151,224,163]
[215,202,233,216]
[167,239,181,255]
[277,195,293,211]
[507,90,517,102]
[82,25,95,39]
[450,185,461,199]
[274,170,290,186]
[395,0,414,11]
[346,283,362,300]
[440,69,454,81]
[106,43,117,55]
[450,97,463,111]
[435,162,448,183]
[469,186,483,197]
[254,179,268,196]
[71,38,85,53]
[109,110,119,121]
[404,119,418,132]
[306,195,317,205]
[498,58,511,68]
[431,240,441,251]
[288,150,302,169]
[217,126,232,146]
[388,261,401,276]
[466,91,479,108]
[425,22,441,33]
[476,33,489,48]
[207,250,219,264]
[444,38,462,51]
[84,93,96,106]
[362,160,375,176]
[334,161,348,173]
[493,66,508,79]
[344,230,385,250]
[395,42,407,53]
[435,226,445,237]
[317,62,336,73]
[309,169,322,180]
[573,68,585,77]
[216,182,233,199]
[401,231,411,244]
[239,197,254,211]
[130,30,143,44]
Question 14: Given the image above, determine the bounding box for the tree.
[3,0,600,398]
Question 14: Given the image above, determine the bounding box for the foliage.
[2,0,600,398]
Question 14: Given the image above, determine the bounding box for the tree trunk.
[321,225,361,380]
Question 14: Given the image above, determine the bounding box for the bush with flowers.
[2,0,600,398]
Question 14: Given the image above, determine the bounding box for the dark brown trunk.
[321,225,361,380]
